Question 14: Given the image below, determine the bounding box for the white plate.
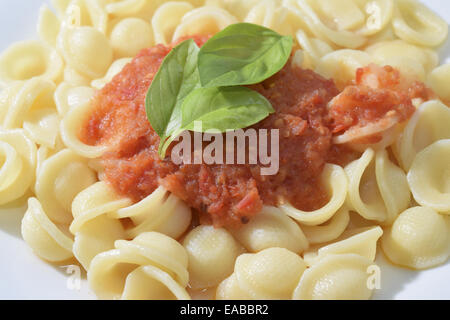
[0,0,449,300]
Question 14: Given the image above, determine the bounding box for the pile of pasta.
[0,0,449,300]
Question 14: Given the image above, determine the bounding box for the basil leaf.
[145,39,200,141]
[198,23,293,87]
[180,86,274,132]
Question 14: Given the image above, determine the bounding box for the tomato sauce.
[79,38,421,228]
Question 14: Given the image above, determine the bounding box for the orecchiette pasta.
[35,149,97,224]
[217,248,307,300]
[231,206,308,254]
[381,206,449,269]
[183,225,244,289]
[0,40,63,86]
[109,18,154,58]
[152,1,195,45]
[280,164,348,226]
[0,129,36,205]
[0,0,449,301]
[303,226,383,266]
[91,58,131,90]
[70,182,132,269]
[394,100,450,171]
[407,140,450,213]
[345,148,410,224]
[110,186,192,239]
[21,197,74,262]
[88,232,191,300]
[300,206,350,245]
[293,254,375,300]
[392,0,448,47]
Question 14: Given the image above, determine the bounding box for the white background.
[0,0,449,300]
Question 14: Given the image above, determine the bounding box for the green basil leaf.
[145,39,200,141]
[180,86,274,132]
[198,23,293,87]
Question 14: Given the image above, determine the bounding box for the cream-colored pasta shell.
[0,40,63,86]
[428,63,450,102]
[394,100,450,171]
[183,225,244,289]
[58,24,113,79]
[70,182,132,270]
[301,206,350,245]
[392,0,448,47]
[232,248,307,300]
[293,253,375,300]
[35,149,97,224]
[21,197,74,262]
[88,232,190,300]
[2,78,56,129]
[110,18,154,58]
[231,206,308,253]
[152,1,195,45]
[381,206,449,269]
[0,129,36,205]
[110,186,192,239]
[38,5,61,47]
[54,82,95,116]
[60,99,109,158]
[91,58,131,90]
[172,7,238,42]
[407,140,450,213]
[303,226,383,266]
[345,148,410,224]
[280,164,348,226]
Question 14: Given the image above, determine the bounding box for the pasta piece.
[91,58,131,89]
[301,206,350,245]
[51,0,72,17]
[303,226,383,266]
[394,100,450,171]
[217,248,307,300]
[292,254,375,300]
[103,0,147,17]
[244,0,279,29]
[292,0,367,48]
[21,197,73,262]
[172,7,238,42]
[428,63,450,102]
[381,206,449,269]
[392,0,448,47]
[35,149,97,224]
[38,5,61,47]
[110,186,192,239]
[354,0,394,36]
[60,99,109,158]
[63,65,92,86]
[279,164,348,226]
[88,232,190,300]
[316,49,373,89]
[70,182,132,269]
[365,40,438,75]
[295,30,333,70]
[54,82,95,116]
[1,78,55,130]
[407,140,450,213]
[152,1,195,45]
[205,0,261,21]
[109,18,154,58]
[183,225,244,289]
[345,148,410,224]
[0,129,36,205]
[23,108,60,149]
[58,21,113,79]
[231,206,308,254]
[0,40,63,86]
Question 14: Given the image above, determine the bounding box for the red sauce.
[80,39,422,228]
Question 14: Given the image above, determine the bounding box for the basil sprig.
[145,23,293,158]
